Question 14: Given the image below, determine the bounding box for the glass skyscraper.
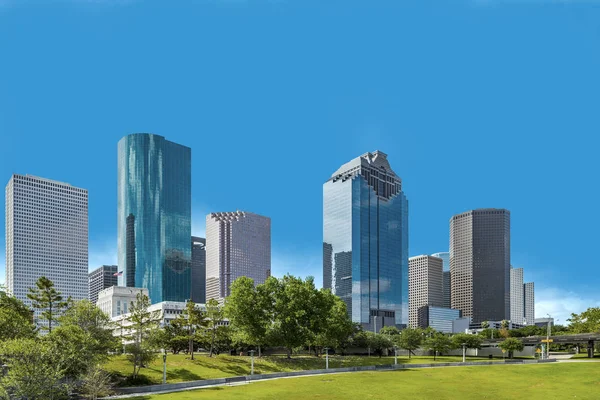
[323,151,409,330]
[117,133,192,304]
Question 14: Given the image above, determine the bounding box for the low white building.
[96,286,148,318]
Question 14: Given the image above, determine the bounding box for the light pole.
[249,350,255,375]
[394,345,398,365]
[162,348,167,384]
[374,316,378,333]
[462,343,466,363]
[324,348,329,370]
[546,314,552,360]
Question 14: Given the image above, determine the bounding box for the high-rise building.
[323,151,409,330]
[524,282,535,325]
[431,252,451,308]
[450,208,510,324]
[5,174,88,322]
[96,286,148,318]
[205,211,271,301]
[409,255,444,328]
[510,267,525,325]
[117,133,192,304]
[89,265,118,304]
[191,236,206,304]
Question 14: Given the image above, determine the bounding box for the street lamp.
[462,343,467,363]
[374,316,378,333]
[546,314,552,360]
[249,350,255,375]
[324,348,329,370]
[162,348,167,384]
[394,345,398,365]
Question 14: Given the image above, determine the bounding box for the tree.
[451,333,483,355]
[0,289,33,321]
[125,292,161,378]
[310,289,354,355]
[568,308,600,334]
[78,366,113,400]
[425,333,452,360]
[499,337,524,358]
[224,277,270,357]
[481,321,490,329]
[27,276,68,333]
[153,320,189,354]
[379,326,401,336]
[0,339,68,400]
[397,328,422,359]
[0,308,36,341]
[206,298,225,357]
[365,332,393,358]
[174,300,207,360]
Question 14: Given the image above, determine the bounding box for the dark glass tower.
[323,151,409,330]
[117,133,192,304]
[191,236,206,304]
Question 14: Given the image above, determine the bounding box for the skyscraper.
[409,255,444,328]
[450,208,510,324]
[323,151,409,330]
[205,211,271,301]
[89,265,118,304]
[117,133,192,304]
[510,267,525,325]
[191,236,206,304]
[524,282,535,325]
[432,251,451,309]
[5,174,88,319]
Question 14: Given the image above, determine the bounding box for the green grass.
[104,353,504,386]
[129,362,600,400]
[572,352,600,359]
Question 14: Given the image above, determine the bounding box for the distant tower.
[323,150,409,331]
[89,265,118,304]
[409,255,444,328]
[450,209,510,323]
[205,211,271,301]
[524,282,535,325]
[117,133,191,304]
[5,174,88,326]
[191,236,206,304]
[431,252,451,309]
[510,267,525,325]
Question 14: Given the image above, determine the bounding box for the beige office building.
[408,255,444,328]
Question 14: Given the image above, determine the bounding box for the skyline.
[1,0,599,325]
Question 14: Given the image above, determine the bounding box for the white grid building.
[205,211,271,301]
[97,286,148,318]
[5,174,88,324]
[524,282,535,325]
[408,255,444,328]
[510,267,525,325]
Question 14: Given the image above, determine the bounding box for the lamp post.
[249,350,255,375]
[324,348,329,370]
[374,316,378,333]
[394,345,398,365]
[546,314,552,360]
[162,349,167,384]
[462,343,466,363]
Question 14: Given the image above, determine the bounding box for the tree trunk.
[287,348,292,359]
[258,345,262,358]
[48,303,53,334]
[434,351,437,361]
[210,326,216,357]
[190,336,194,360]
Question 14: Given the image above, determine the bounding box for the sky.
[1,0,599,324]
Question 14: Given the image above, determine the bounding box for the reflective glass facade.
[417,306,462,334]
[117,134,191,304]
[323,151,408,329]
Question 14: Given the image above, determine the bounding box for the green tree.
[125,292,161,378]
[0,308,36,341]
[481,321,490,329]
[365,332,393,358]
[206,298,225,357]
[425,333,452,360]
[27,276,68,333]
[224,277,270,356]
[397,328,422,359]
[78,366,113,400]
[174,300,207,360]
[0,289,33,321]
[0,339,68,400]
[451,333,483,354]
[153,320,189,354]
[499,337,524,358]
[310,289,354,355]
[379,326,401,336]
[568,308,600,333]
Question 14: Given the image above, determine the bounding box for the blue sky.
[1,0,599,323]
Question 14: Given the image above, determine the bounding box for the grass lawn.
[104,353,505,386]
[129,362,600,400]
[572,352,600,359]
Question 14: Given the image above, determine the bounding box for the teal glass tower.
[117,134,192,304]
[323,151,408,331]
